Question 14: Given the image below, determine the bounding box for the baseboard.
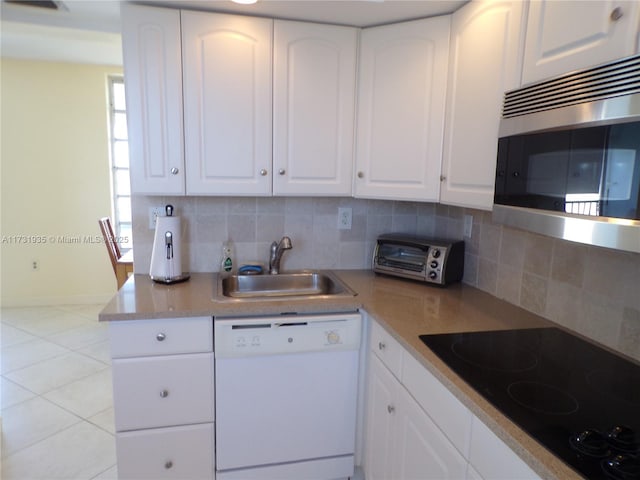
[0,293,114,308]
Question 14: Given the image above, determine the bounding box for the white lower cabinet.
[116,423,215,480]
[365,354,399,480]
[468,416,540,480]
[365,353,467,480]
[394,383,468,479]
[364,319,541,480]
[109,317,215,480]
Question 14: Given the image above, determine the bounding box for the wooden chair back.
[98,217,122,275]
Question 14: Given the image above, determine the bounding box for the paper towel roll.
[149,216,182,281]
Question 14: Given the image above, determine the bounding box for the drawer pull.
[378,341,386,351]
[164,461,173,469]
[156,333,166,342]
[160,389,169,398]
[387,405,395,414]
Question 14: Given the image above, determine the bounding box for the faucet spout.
[269,236,292,274]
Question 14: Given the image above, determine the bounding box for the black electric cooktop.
[420,328,640,480]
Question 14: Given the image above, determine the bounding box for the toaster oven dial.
[429,271,438,280]
[430,260,438,269]
[431,249,441,258]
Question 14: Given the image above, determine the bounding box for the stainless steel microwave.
[493,55,640,254]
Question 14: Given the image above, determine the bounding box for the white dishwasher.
[214,312,362,480]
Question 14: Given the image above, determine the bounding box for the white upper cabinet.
[522,0,640,85]
[182,12,273,196]
[273,20,357,196]
[122,4,185,195]
[440,0,527,210]
[355,17,450,202]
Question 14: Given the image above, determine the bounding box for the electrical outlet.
[338,207,352,230]
[149,206,165,229]
[464,214,473,238]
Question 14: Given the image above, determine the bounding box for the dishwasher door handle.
[273,322,308,328]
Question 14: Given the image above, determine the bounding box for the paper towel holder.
[150,204,190,285]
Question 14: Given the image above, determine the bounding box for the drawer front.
[116,423,214,480]
[113,353,214,431]
[370,320,403,379]
[402,349,472,457]
[109,316,213,359]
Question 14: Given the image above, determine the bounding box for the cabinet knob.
[170,167,179,175]
[512,171,520,178]
[156,332,166,342]
[387,405,395,414]
[160,389,169,398]
[260,169,268,176]
[378,341,386,350]
[164,461,173,469]
[610,6,623,21]
[440,175,446,182]
[357,171,364,179]
[278,168,286,175]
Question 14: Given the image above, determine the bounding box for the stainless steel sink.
[215,271,357,300]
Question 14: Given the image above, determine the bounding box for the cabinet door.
[116,423,214,480]
[182,12,273,196]
[469,416,541,480]
[364,354,397,480]
[402,349,473,457]
[273,20,357,196]
[122,4,185,195]
[440,0,527,210]
[522,0,640,85]
[355,17,450,202]
[393,386,468,480]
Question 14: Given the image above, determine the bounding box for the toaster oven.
[372,234,464,286]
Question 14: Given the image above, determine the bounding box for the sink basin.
[216,271,357,300]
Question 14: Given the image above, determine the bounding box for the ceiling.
[0,0,467,66]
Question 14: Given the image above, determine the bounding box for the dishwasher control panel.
[214,313,362,357]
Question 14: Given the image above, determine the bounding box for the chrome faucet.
[269,236,292,274]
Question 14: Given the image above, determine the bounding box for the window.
[107,76,132,250]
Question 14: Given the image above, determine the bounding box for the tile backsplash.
[131,195,640,361]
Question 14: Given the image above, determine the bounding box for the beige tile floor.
[1,304,117,479]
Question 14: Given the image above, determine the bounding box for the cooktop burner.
[420,328,640,480]
[451,336,538,372]
[507,380,580,416]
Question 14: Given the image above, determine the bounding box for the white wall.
[1,57,123,306]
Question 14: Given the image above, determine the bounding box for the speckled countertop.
[99,270,584,479]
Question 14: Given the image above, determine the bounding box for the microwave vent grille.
[502,55,640,118]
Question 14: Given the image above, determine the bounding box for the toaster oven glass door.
[376,243,427,272]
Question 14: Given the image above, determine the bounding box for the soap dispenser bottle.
[221,241,234,274]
